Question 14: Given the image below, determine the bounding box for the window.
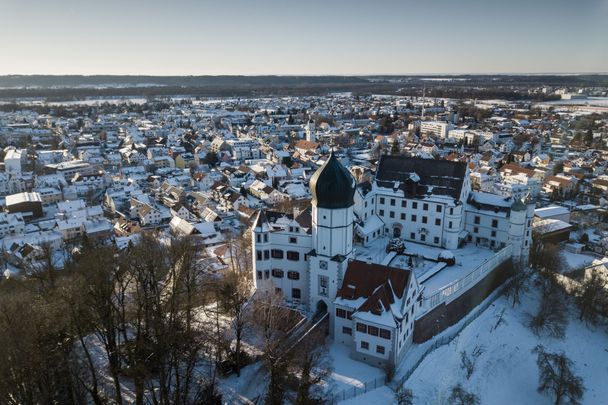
[347,311,353,320]
[379,329,391,339]
[361,341,369,350]
[390,198,395,206]
[286,251,300,261]
[263,233,268,242]
[435,218,441,226]
[368,326,379,336]
[256,271,262,279]
[474,227,479,233]
[264,270,269,279]
[256,234,261,243]
[289,237,297,244]
[271,269,284,278]
[422,216,427,224]
[271,249,284,259]
[421,234,426,241]
[491,219,498,228]
[434,237,439,244]
[264,250,270,260]
[292,288,301,299]
[365,201,368,208]
[423,203,428,211]
[436,205,442,213]
[336,308,347,318]
[474,216,480,224]
[287,271,300,280]
[256,250,262,261]
[450,208,454,215]
[449,221,453,229]
[401,200,407,208]
[356,323,367,333]
[380,197,385,204]
[401,213,406,220]
[411,214,417,222]
[379,209,385,216]
[389,211,395,218]
[410,232,415,239]
[376,345,385,354]
[343,327,352,335]
[318,276,329,296]
[491,230,497,237]
[412,202,418,209]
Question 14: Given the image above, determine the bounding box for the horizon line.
[1,72,608,77]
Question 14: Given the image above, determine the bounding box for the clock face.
[320,260,328,270]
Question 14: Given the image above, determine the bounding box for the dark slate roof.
[310,151,356,209]
[357,181,372,196]
[295,208,313,234]
[376,156,467,199]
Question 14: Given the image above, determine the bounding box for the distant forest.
[1,74,607,101]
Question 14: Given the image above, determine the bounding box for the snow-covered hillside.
[344,287,608,404]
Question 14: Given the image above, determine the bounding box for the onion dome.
[310,151,355,209]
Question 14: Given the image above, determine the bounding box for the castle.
[252,152,533,367]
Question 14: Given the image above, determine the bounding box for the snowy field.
[343,287,608,404]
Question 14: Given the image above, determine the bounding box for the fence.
[423,245,512,312]
[389,279,511,393]
[330,375,386,404]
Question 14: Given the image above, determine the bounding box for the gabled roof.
[499,163,535,178]
[336,260,411,317]
[376,156,467,199]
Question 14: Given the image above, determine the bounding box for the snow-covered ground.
[327,342,384,393]
[563,251,600,272]
[344,287,608,404]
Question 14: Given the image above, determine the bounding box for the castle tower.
[308,151,356,320]
[251,210,273,293]
[508,198,533,266]
[305,119,316,143]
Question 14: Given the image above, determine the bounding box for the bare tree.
[218,270,252,376]
[533,345,585,405]
[448,384,479,405]
[574,271,608,325]
[292,327,331,405]
[504,262,531,307]
[0,278,82,404]
[395,387,414,405]
[529,285,568,339]
[460,351,475,380]
[529,240,562,276]
[252,292,301,405]
[66,237,125,404]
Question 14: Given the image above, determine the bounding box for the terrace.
[354,237,511,316]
